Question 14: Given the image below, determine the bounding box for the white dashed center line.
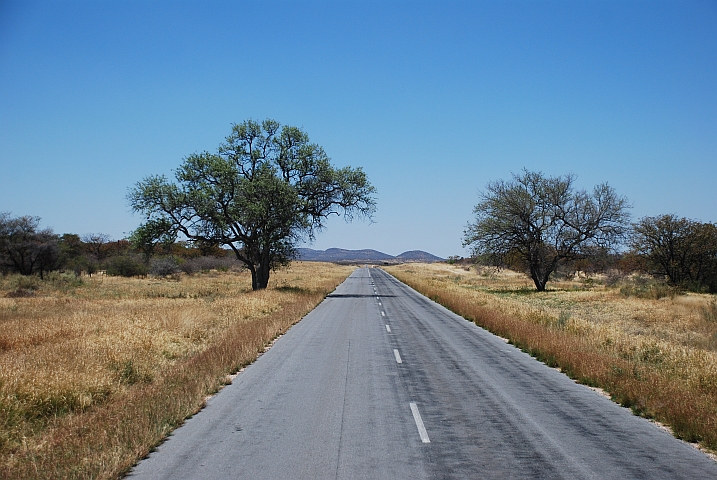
[409,403,430,443]
[373,272,429,445]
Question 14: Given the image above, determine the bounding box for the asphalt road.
[129,267,717,479]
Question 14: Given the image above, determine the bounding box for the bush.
[179,256,238,274]
[149,257,181,277]
[618,277,679,300]
[105,255,147,277]
[3,274,40,297]
[9,274,41,291]
[45,271,83,291]
[65,255,99,276]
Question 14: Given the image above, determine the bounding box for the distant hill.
[297,248,443,263]
[394,250,444,262]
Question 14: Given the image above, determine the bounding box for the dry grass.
[385,263,717,454]
[0,262,353,479]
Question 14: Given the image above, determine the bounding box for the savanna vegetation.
[129,118,376,291]
[462,169,630,291]
[0,262,353,479]
[3,160,716,476]
[457,170,717,452]
[0,118,375,477]
[0,211,242,285]
[463,170,717,294]
[385,262,717,455]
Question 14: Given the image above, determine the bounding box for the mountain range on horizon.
[297,248,443,263]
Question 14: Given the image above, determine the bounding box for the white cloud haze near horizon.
[1,1,715,259]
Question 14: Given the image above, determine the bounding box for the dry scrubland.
[385,263,717,455]
[0,262,353,479]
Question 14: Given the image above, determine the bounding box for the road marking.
[381,311,385,317]
[386,324,391,333]
[409,403,430,443]
[393,349,402,363]
[378,301,382,306]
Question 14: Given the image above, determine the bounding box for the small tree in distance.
[0,212,59,278]
[82,233,111,260]
[463,169,631,291]
[129,119,376,290]
[631,214,717,292]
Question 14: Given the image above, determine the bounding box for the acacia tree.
[81,233,111,260]
[463,170,630,291]
[0,212,59,278]
[128,218,178,264]
[631,214,717,291]
[129,119,376,290]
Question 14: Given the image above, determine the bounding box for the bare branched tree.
[463,170,630,291]
[81,233,111,260]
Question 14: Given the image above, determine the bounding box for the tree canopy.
[631,214,717,292]
[463,169,630,291]
[0,212,59,278]
[128,119,376,290]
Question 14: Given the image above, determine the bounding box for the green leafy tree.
[105,255,148,277]
[128,218,178,263]
[58,233,97,276]
[129,119,376,290]
[631,214,717,292]
[463,170,630,291]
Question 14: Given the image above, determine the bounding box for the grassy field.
[384,263,717,455]
[0,262,354,479]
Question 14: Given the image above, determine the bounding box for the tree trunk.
[530,269,548,291]
[529,257,557,292]
[255,253,271,290]
[255,265,270,290]
[249,253,272,290]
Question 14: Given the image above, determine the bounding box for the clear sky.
[1,1,715,259]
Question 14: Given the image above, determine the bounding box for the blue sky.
[1,1,715,258]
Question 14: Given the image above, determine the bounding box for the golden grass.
[384,263,717,453]
[0,262,353,479]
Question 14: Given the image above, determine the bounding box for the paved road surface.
[129,267,717,479]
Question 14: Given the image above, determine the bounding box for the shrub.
[179,256,238,274]
[3,274,40,297]
[9,274,40,291]
[45,271,83,291]
[618,276,678,300]
[105,255,147,277]
[149,257,181,277]
[65,255,99,276]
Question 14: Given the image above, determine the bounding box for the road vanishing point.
[129,268,717,479]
